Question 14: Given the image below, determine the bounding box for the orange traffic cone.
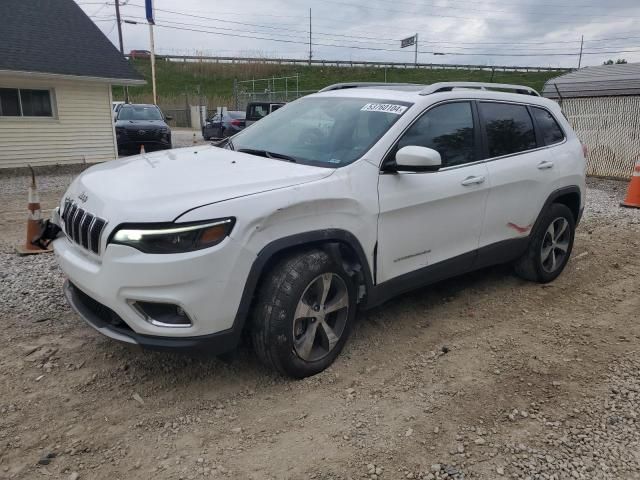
[621,160,640,209]
[140,144,146,154]
[16,166,51,255]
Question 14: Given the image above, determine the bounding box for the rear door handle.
[538,160,554,170]
[461,175,486,186]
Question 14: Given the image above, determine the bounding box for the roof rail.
[318,82,424,92]
[420,82,540,97]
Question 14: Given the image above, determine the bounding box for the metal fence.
[162,108,192,128]
[233,74,316,110]
[562,96,640,179]
[136,54,568,73]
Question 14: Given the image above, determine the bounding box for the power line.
[122,3,407,43]
[91,4,640,59]
[104,20,118,35]
[115,4,640,48]
[87,0,640,45]
[88,1,109,17]
[111,14,640,54]
[144,21,640,57]
[121,15,401,46]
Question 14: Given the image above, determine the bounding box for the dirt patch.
[0,176,639,479]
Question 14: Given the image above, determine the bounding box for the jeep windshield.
[230,97,412,167]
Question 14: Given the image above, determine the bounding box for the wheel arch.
[232,229,374,336]
[535,186,582,232]
[552,189,582,225]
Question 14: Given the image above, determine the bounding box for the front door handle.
[538,160,554,170]
[461,175,486,186]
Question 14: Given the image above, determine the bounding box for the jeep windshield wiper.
[237,148,298,163]
[214,137,234,150]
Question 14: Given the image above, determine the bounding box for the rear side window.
[531,107,565,145]
[247,104,268,121]
[395,101,476,167]
[479,102,536,157]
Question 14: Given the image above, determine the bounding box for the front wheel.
[514,203,576,283]
[250,250,356,378]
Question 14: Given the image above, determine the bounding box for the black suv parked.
[115,104,172,154]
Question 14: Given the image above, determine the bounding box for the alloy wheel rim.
[292,273,349,362]
[541,217,571,273]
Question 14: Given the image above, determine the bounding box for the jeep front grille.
[61,199,107,254]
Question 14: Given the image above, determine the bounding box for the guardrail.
[126,54,569,73]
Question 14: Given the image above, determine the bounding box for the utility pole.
[415,33,419,66]
[578,35,584,69]
[115,0,124,54]
[149,22,157,104]
[114,0,129,102]
[308,8,312,66]
[145,0,157,105]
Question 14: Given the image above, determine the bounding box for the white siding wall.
[0,75,116,168]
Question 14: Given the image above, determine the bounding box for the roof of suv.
[120,103,159,107]
[313,82,560,110]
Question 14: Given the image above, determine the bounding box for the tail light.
[581,141,588,158]
[230,119,244,127]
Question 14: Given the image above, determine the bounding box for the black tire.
[514,203,576,283]
[250,249,357,378]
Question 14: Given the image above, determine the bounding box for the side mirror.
[165,115,173,121]
[394,146,442,172]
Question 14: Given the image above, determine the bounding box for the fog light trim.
[128,300,193,328]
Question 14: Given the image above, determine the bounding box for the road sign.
[145,0,154,24]
[401,35,416,48]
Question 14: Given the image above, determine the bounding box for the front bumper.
[54,234,255,350]
[117,139,172,152]
[116,132,172,151]
[64,281,241,352]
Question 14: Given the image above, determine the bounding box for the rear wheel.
[514,203,575,283]
[250,249,356,378]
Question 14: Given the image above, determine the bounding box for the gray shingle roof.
[543,63,640,99]
[0,0,144,84]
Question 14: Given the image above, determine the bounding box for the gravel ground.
[0,174,638,480]
[171,128,209,149]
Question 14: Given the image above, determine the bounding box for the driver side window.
[394,102,476,168]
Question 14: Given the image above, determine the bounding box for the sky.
[78,0,640,68]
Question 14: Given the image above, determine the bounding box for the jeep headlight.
[110,218,234,253]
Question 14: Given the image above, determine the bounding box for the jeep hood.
[64,146,334,222]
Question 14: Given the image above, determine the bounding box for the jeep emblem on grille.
[78,192,88,203]
[138,129,146,135]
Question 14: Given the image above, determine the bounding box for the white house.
[0,0,144,169]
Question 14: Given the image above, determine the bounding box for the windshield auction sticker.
[361,103,408,115]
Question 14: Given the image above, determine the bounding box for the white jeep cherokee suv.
[49,82,586,378]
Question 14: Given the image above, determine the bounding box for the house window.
[0,88,54,117]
